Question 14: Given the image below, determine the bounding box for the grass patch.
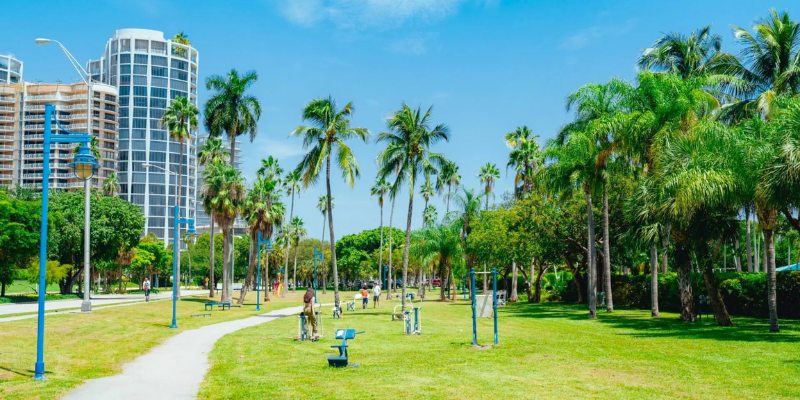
[0,289,313,400]
[200,291,800,399]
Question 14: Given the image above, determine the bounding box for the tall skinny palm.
[436,160,460,214]
[317,195,332,293]
[283,170,302,293]
[506,126,543,197]
[478,163,500,210]
[293,97,368,309]
[241,176,284,304]
[198,137,229,297]
[378,104,450,310]
[371,178,392,280]
[202,161,245,303]
[290,216,306,292]
[162,95,198,298]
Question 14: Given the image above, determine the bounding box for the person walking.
[360,286,369,309]
[373,283,381,308]
[303,287,317,340]
[143,277,151,302]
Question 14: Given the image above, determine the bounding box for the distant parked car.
[431,278,442,287]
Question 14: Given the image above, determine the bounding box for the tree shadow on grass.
[0,366,33,378]
[502,302,800,343]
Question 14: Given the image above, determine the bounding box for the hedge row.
[558,271,800,319]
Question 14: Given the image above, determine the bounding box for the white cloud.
[559,19,638,51]
[277,0,469,29]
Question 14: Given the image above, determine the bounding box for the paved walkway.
[62,305,303,400]
[0,290,207,316]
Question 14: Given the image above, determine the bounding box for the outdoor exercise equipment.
[327,328,365,367]
[470,267,499,346]
[298,304,323,341]
[402,305,422,335]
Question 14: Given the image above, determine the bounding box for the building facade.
[89,29,199,244]
[0,54,22,84]
[0,55,22,186]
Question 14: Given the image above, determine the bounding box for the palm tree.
[283,170,302,293]
[290,216,307,292]
[639,25,725,78]
[420,178,435,221]
[317,195,332,293]
[506,126,543,197]
[293,97,368,309]
[478,163,500,210]
[371,178,392,281]
[436,160,460,214]
[423,205,438,227]
[720,10,800,120]
[420,222,463,301]
[204,69,260,300]
[102,172,119,197]
[201,161,245,303]
[453,187,482,299]
[377,104,450,310]
[162,95,199,298]
[258,156,284,180]
[197,136,229,298]
[240,175,284,304]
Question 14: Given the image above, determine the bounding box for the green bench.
[204,300,231,311]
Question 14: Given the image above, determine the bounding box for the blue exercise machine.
[470,267,499,347]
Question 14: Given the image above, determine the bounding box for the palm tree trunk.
[221,227,231,303]
[510,260,518,302]
[439,259,447,301]
[698,242,733,326]
[264,248,270,302]
[755,224,761,272]
[378,201,384,282]
[293,243,299,293]
[387,196,396,300]
[650,244,659,317]
[762,232,768,273]
[326,153,340,309]
[401,175,415,311]
[660,224,670,273]
[238,231,256,305]
[758,208,780,332]
[602,184,613,312]
[446,185,451,214]
[176,139,184,299]
[733,229,742,272]
[674,240,694,322]
[283,192,295,297]
[321,209,327,295]
[585,190,597,319]
[209,214,216,297]
[745,207,753,272]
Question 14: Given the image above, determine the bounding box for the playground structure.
[470,267,499,347]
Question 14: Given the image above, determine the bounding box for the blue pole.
[492,267,498,345]
[256,231,261,311]
[34,104,54,380]
[470,267,476,346]
[171,205,178,329]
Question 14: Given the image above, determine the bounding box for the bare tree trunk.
[221,228,231,303]
[534,264,546,303]
[755,224,761,272]
[325,153,341,309]
[401,175,415,311]
[264,248,270,302]
[585,190,597,319]
[387,196,396,300]
[745,207,753,272]
[758,207,780,332]
[320,208,327,295]
[733,230,742,272]
[238,232,256,304]
[530,258,536,303]
[762,232,768,274]
[602,185,613,312]
[510,260,518,302]
[698,242,733,326]
[378,201,384,286]
[209,216,216,297]
[293,243,299,293]
[650,244,659,317]
[674,240,694,322]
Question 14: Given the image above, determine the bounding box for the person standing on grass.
[303,287,318,340]
[360,286,369,309]
[143,277,151,302]
[373,283,381,308]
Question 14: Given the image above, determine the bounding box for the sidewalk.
[62,305,303,400]
[0,289,207,316]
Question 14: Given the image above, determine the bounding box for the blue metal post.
[256,231,262,311]
[171,205,178,329]
[414,306,420,333]
[470,268,477,346]
[492,267,498,345]
[35,104,94,380]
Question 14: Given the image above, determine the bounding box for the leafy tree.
[293,97,368,308]
[0,192,39,296]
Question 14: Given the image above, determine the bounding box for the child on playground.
[360,286,369,309]
[372,283,381,308]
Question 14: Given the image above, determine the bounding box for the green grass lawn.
[200,291,800,399]
[0,289,315,400]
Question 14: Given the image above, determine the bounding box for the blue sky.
[4,0,796,236]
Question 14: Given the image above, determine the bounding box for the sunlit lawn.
[200,290,800,399]
[0,289,314,400]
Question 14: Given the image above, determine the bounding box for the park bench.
[204,300,231,311]
[696,295,711,321]
[191,313,211,318]
[327,328,363,367]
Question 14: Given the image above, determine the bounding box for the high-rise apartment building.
[89,29,199,243]
[0,55,118,190]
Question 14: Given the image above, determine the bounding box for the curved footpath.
[62,305,303,400]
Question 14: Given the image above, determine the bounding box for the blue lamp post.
[35,104,97,381]
[171,205,195,329]
[313,247,324,304]
[255,231,272,311]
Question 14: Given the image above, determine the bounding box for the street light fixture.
[37,37,95,313]
[34,104,97,380]
[256,232,272,311]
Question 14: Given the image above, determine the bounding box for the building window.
[120,54,130,64]
[151,87,167,98]
[135,39,148,52]
[151,66,167,77]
